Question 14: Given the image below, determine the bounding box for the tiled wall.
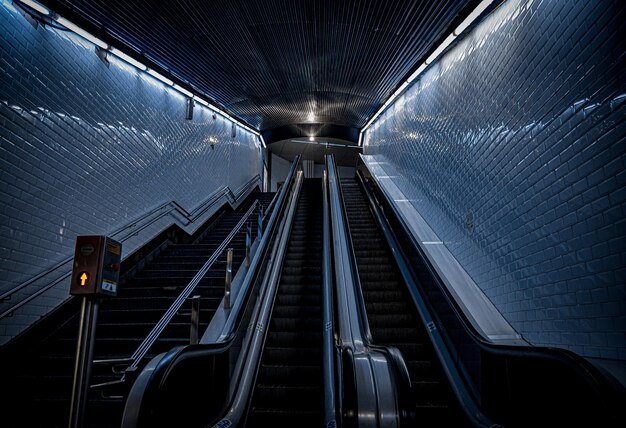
[364,0,626,360]
[0,1,262,338]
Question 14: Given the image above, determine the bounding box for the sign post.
[68,236,121,428]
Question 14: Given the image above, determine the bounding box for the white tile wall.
[0,1,262,342]
[364,0,626,360]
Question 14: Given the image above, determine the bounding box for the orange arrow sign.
[79,272,89,286]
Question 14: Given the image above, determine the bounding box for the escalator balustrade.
[341,177,468,427]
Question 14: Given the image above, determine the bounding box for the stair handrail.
[124,200,259,372]
[357,167,626,426]
[325,154,407,427]
[121,181,283,372]
[0,175,260,320]
[120,157,302,428]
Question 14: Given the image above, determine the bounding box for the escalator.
[340,177,468,426]
[247,178,323,427]
[1,192,274,428]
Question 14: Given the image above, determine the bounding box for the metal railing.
[120,156,302,428]
[210,170,304,427]
[124,200,260,372]
[0,175,260,320]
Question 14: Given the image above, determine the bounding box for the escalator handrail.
[215,156,301,343]
[209,171,303,427]
[121,157,301,428]
[355,170,496,428]
[357,169,625,419]
[326,155,372,349]
[326,154,406,427]
[334,162,375,346]
[322,170,338,427]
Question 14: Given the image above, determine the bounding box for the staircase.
[247,179,323,427]
[2,192,275,428]
[341,177,467,427]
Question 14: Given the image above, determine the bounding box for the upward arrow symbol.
[80,273,89,286]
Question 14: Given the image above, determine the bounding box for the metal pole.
[69,296,100,428]
[245,223,251,267]
[258,203,263,241]
[224,248,233,309]
[190,295,200,345]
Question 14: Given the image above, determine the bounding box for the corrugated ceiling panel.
[39,0,473,132]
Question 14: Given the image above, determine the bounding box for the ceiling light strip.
[359,0,496,144]
[16,0,262,144]
[19,0,49,15]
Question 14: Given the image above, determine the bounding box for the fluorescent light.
[194,97,208,107]
[407,63,427,83]
[147,69,173,86]
[358,132,363,147]
[259,135,266,148]
[173,84,193,98]
[361,0,496,136]
[20,0,49,15]
[425,34,456,65]
[56,17,109,50]
[396,81,409,93]
[454,0,494,36]
[109,48,147,71]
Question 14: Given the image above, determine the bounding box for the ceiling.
[38,0,476,146]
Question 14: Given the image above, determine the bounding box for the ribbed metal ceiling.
[40,0,473,138]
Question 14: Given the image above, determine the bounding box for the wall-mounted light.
[16,0,265,149]
[56,16,109,50]
[20,0,49,15]
[173,84,193,98]
[147,68,173,86]
[454,0,494,36]
[94,46,109,67]
[359,0,497,144]
[109,47,147,71]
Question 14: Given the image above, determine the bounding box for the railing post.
[258,203,263,241]
[245,223,251,267]
[224,248,233,309]
[190,295,200,345]
[69,297,99,428]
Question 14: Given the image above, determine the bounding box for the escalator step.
[249,180,323,427]
[342,178,466,425]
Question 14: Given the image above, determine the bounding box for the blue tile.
[364,0,626,359]
[0,3,262,338]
